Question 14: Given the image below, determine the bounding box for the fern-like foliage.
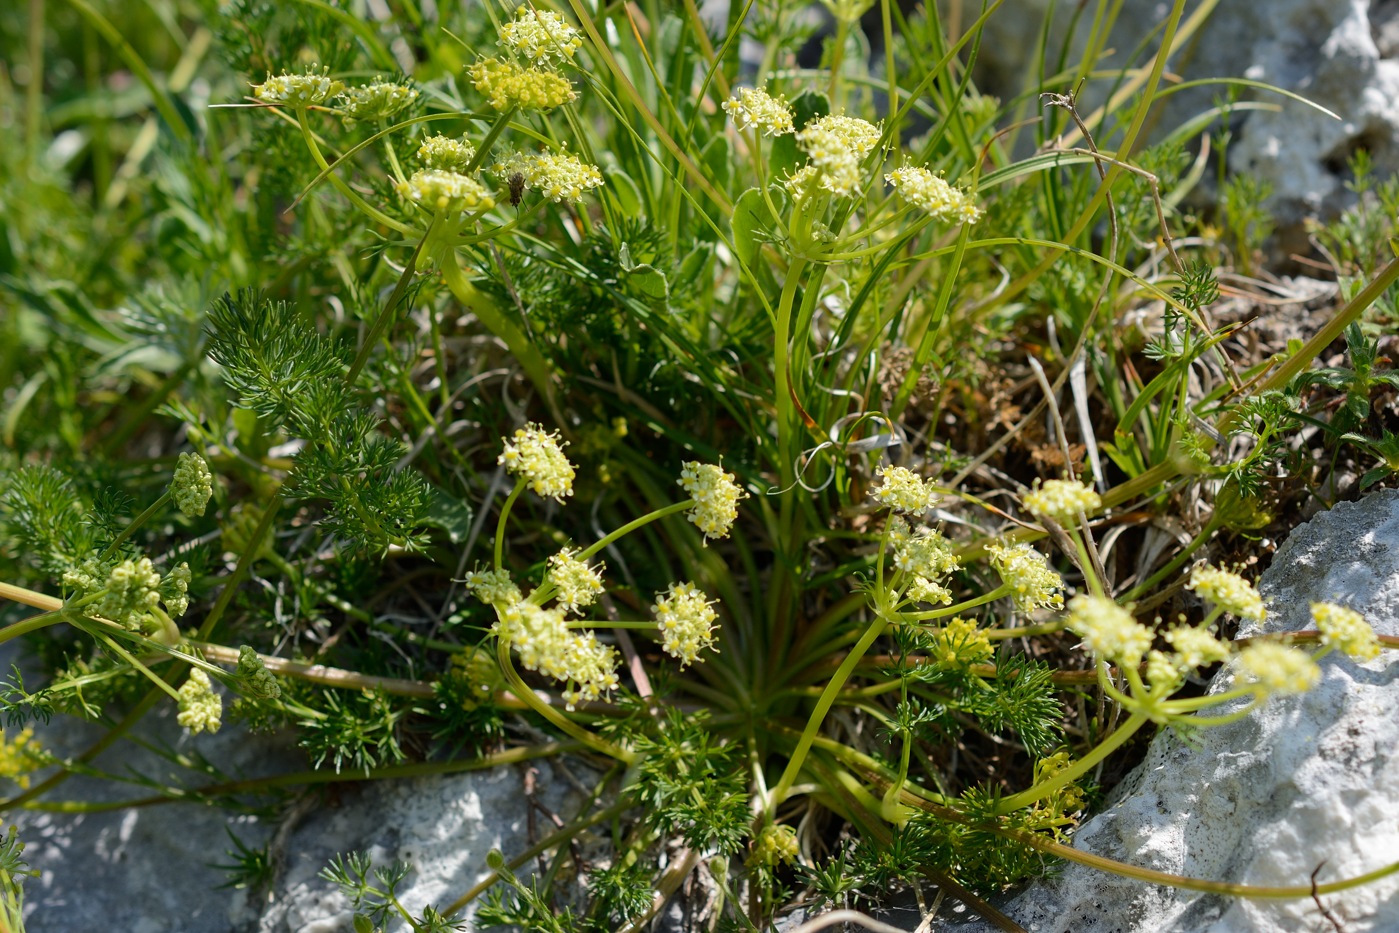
[205,289,427,553]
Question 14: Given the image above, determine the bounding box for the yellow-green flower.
[498,8,583,64]
[546,548,605,614]
[652,581,719,666]
[176,669,223,735]
[396,169,495,213]
[0,727,44,789]
[679,462,744,540]
[792,113,882,197]
[987,543,1065,612]
[885,164,982,224]
[1188,564,1266,622]
[467,58,576,112]
[871,465,935,513]
[1312,602,1381,661]
[928,617,994,666]
[1162,624,1231,671]
[493,150,604,204]
[1066,595,1152,666]
[1237,642,1319,696]
[338,79,418,122]
[253,65,345,107]
[499,423,576,501]
[1021,478,1100,525]
[463,567,523,606]
[723,87,795,136]
[417,134,477,173]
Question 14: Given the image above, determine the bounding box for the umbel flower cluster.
[492,150,604,204]
[469,426,737,708]
[467,7,581,112]
[1060,562,1383,720]
[721,87,981,219]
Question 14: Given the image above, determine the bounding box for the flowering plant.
[2,0,1399,930]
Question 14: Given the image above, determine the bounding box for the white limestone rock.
[938,489,1399,932]
[963,0,1399,226]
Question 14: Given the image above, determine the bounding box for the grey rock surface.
[934,489,1399,932]
[14,695,590,933]
[968,0,1399,226]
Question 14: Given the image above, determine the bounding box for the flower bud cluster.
[889,518,960,606]
[467,58,576,112]
[338,79,418,122]
[652,582,718,666]
[870,465,935,513]
[1021,478,1100,525]
[448,646,502,709]
[1187,564,1266,621]
[97,557,163,628]
[928,617,993,666]
[1161,624,1230,671]
[236,645,282,700]
[499,424,576,501]
[160,562,192,618]
[723,87,795,137]
[176,669,223,735]
[750,824,799,867]
[463,568,523,606]
[1312,602,1380,660]
[171,452,214,518]
[1066,595,1153,666]
[885,165,982,225]
[396,169,495,213]
[890,522,959,578]
[493,150,604,204]
[0,727,42,789]
[679,462,743,540]
[235,649,281,699]
[253,65,345,107]
[986,543,1065,612]
[418,135,477,173]
[546,549,605,613]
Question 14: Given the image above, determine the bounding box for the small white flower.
[499,424,575,501]
[1188,565,1265,622]
[652,581,719,666]
[679,462,743,540]
[546,548,605,614]
[722,87,795,136]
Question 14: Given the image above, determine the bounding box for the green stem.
[25,0,44,165]
[464,109,515,174]
[346,217,436,385]
[100,491,171,561]
[768,611,893,817]
[897,583,1010,622]
[0,610,66,648]
[437,244,557,415]
[86,628,183,702]
[294,107,415,235]
[773,259,808,487]
[995,710,1150,814]
[577,500,692,562]
[494,638,633,762]
[494,480,527,572]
